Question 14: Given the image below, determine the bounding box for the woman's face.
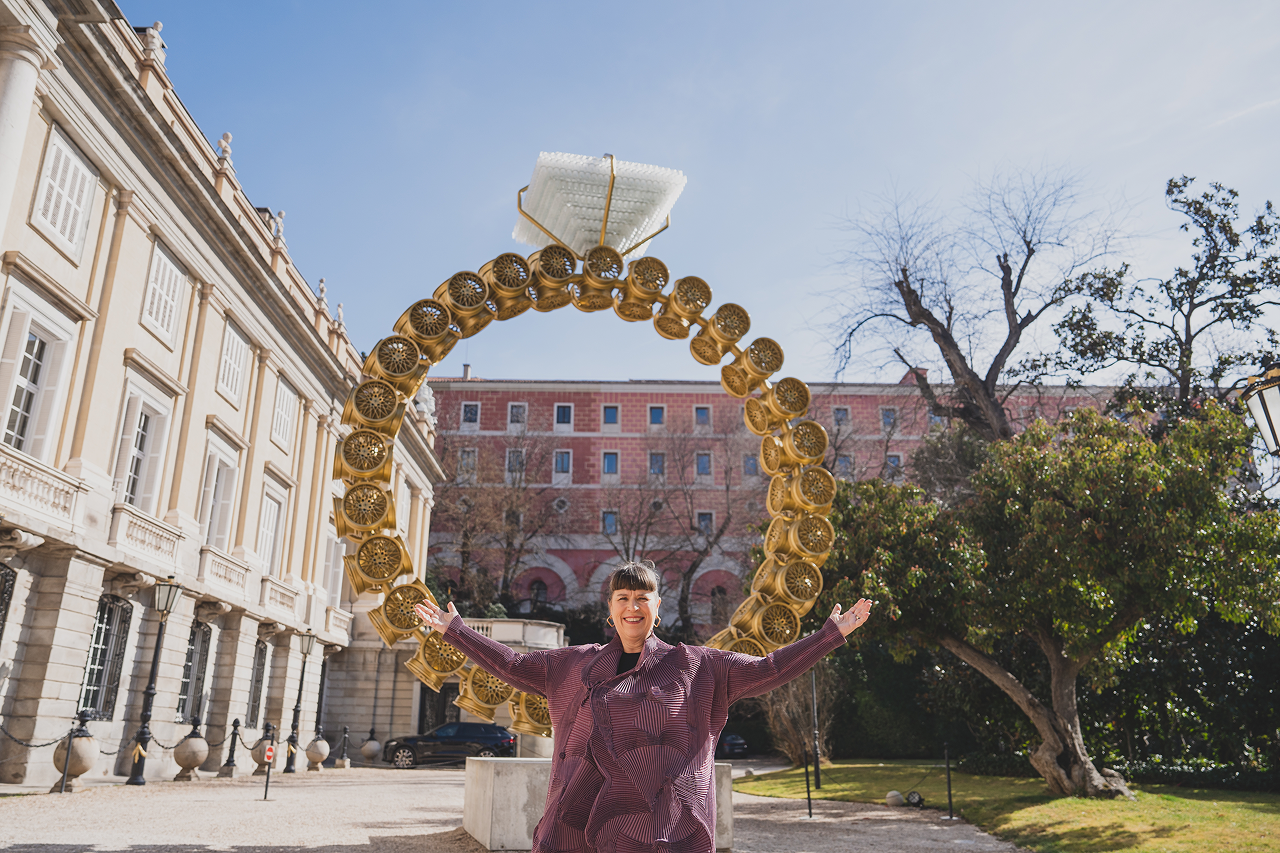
[609,587,661,648]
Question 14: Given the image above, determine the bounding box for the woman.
[414,561,873,853]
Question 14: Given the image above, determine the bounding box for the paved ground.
[0,766,1019,852]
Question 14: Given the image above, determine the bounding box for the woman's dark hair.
[609,560,659,594]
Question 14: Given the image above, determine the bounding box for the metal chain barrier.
[0,721,73,750]
[98,733,135,756]
[148,733,182,750]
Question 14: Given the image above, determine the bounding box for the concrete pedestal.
[462,758,733,851]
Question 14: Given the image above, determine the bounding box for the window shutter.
[25,339,66,463]
[35,132,96,254]
[111,394,143,501]
[138,411,168,512]
[0,311,32,421]
[211,465,237,552]
[257,495,281,573]
[144,245,183,336]
[198,453,219,542]
[271,378,295,445]
[218,324,248,400]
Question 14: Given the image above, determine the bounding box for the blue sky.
[124,1,1280,384]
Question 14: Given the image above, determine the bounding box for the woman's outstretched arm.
[721,600,873,705]
[414,600,553,697]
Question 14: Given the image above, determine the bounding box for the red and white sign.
[264,745,275,762]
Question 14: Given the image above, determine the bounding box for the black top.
[617,651,641,675]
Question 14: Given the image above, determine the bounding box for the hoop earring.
[606,616,615,628]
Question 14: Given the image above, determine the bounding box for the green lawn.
[733,759,1280,852]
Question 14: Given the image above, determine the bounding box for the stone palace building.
[0,0,454,786]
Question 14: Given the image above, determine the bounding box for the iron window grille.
[175,622,212,723]
[79,595,133,720]
[246,639,268,728]
[0,565,15,647]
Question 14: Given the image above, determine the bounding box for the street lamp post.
[1242,366,1280,455]
[283,630,317,773]
[126,575,183,786]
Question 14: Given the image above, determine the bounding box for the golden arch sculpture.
[334,160,837,738]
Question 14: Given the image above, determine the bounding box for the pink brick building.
[424,372,1109,639]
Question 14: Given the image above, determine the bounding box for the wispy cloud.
[1208,97,1280,129]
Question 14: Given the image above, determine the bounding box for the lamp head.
[299,630,317,657]
[153,575,182,618]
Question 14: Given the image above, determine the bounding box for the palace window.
[257,487,285,576]
[271,377,297,448]
[31,126,97,259]
[141,242,185,339]
[112,386,171,511]
[246,639,268,728]
[216,322,249,404]
[0,565,15,648]
[79,595,133,720]
[4,331,49,453]
[175,622,212,724]
[198,434,240,551]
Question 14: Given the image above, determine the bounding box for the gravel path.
[0,767,1019,852]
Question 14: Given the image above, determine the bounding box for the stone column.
[0,548,109,787]
[0,27,48,229]
[200,610,260,772]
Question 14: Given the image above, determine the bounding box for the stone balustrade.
[261,576,299,616]
[108,503,183,569]
[0,442,86,532]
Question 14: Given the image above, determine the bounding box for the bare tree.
[831,168,1124,441]
[600,406,759,643]
[429,405,568,615]
[757,661,837,766]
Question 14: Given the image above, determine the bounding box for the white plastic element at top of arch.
[512,152,687,259]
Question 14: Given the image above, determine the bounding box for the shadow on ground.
[1,827,486,853]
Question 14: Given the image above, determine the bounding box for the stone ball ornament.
[332,153,847,740]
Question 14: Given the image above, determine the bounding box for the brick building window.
[695,406,710,426]
[697,512,714,536]
[602,405,618,425]
[530,579,548,604]
[885,453,904,483]
[881,408,898,433]
[649,452,665,477]
[602,452,618,476]
[711,585,730,628]
[508,403,526,426]
[79,595,132,720]
[461,403,479,427]
[743,454,760,477]
[649,406,664,426]
[556,404,573,425]
[602,511,619,535]
[833,407,849,427]
[696,452,712,476]
[835,455,855,479]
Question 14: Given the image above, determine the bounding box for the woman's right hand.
[414,599,459,634]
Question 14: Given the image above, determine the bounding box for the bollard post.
[263,723,276,800]
[341,726,350,761]
[802,745,812,819]
[219,719,240,778]
[810,669,821,790]
[944,742,956,820]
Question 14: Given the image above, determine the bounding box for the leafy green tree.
[835,404,1280,797]
[1053,177,1280,405]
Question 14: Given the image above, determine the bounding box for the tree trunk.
[938,634,1133,799]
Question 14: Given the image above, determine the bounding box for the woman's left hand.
[830,599,874,637]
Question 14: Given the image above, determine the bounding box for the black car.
[715,733,748,759]
[384,722,517,768]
